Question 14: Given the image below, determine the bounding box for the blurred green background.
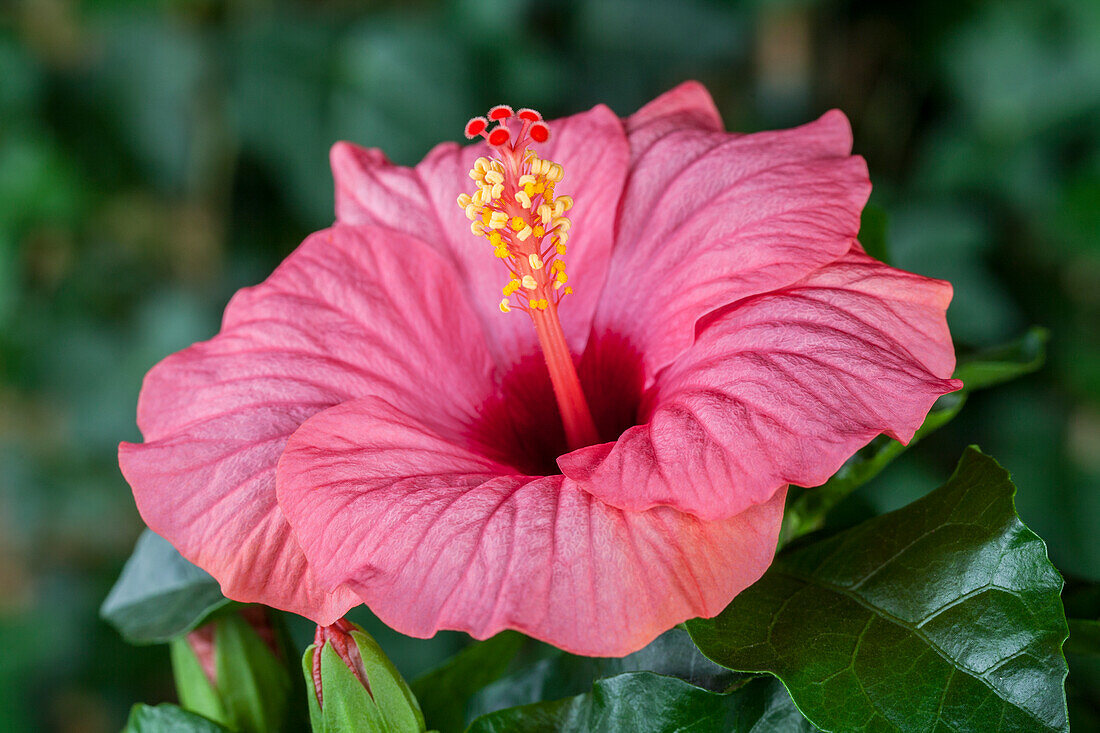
[1,0,1097,730]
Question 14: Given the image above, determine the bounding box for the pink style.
[119,82,961,657]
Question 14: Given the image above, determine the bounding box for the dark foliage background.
[0,0,1097,730]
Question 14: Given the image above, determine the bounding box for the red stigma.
[488,105,514,120]
[529,121,550,143]
[465,116,488,139]
[488,127,511,146]
[517,108,542,122]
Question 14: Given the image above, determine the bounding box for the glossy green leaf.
[467,628,739,723]
[101,529,229,644]
[781,327,1048,544]
[466,673,817,733]
[123,703,230,732]
[411,631,524,733]
[690,447,1070,732]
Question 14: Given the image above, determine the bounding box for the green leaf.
[214,612,292,733]
[123,703,231,732]
[467,629,739,723]
[781,327,1049,545]
[689,447,1070,732]
[466,673,818,733]
[411,631,524,733]
[101,529,229,644]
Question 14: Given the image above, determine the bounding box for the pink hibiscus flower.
[119,82,960,656]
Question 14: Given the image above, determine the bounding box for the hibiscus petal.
[595,106,871,378]
[276,396,785,657]
[121,225,494,619]
[561,245,961,521]
[624,80,725,150]
[330,104,629,361]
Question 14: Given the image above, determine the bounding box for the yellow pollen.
[457,117,577,317]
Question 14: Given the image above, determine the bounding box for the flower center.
[458,105,600,451]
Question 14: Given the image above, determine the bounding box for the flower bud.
[170,606,293,733]
[303,618,426,733]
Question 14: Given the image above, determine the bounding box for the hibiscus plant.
[103,83,1071,733]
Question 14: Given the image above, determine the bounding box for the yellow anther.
[481,209,493,225]
[469,168,485,181]
[503,280,520,296]
[553,200,568,218]
[474,157,490,172]
[521,275,538,290]
[529,253,544,269]
[533,225,544,237]
[548,164,564,182]
[499,298,511,313]
[553,217,571,233]
[556,231,569,246]
[553,280,564,290]
[538,299,549,310]
[515,190,532,209]
[551,260,565,272]
[556,195,573,211]
[518,174,536,187]
[484,170,504,185]
[472,188,487,205]
[534,181,545,194]
[564,286,573,295]
[511,216,525,231]
[556,242,567,255]
[517,225,533,241]
[490,183,505,200]
[471,220,486,236]
[494,246,510,258]
[555,271,568,284]
[465,204,480,221]
[457,193,472,208]
[488,231,502,246]
[537,204,553,226]
[523,183,536,197]
[489,211,509,229]
[529,298,539,309]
